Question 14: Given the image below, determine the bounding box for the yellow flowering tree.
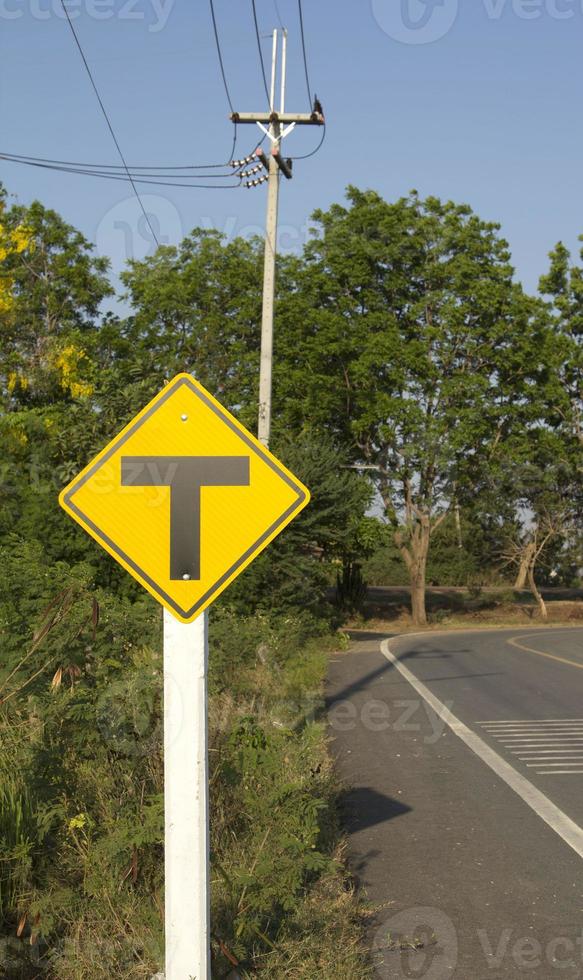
[0,205,33,316]
[52,342,94,400]
[0,189,111,405]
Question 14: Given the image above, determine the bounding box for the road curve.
[327,627,583,980]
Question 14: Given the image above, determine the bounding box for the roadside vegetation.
[0,181,581,975]
[348,585,583,633]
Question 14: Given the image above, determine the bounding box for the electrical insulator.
[245,175,269,188]
[240,164,262,178]
[230,153,255,169]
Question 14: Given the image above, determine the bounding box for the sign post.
[59,373,310,978]
[163,609,210,978]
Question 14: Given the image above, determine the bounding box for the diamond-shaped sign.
[59,373,310,622]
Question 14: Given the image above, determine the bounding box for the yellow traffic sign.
[59,373,310,622]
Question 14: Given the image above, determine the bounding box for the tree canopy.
[274,188,558,622]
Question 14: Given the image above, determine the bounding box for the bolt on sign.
[59,373,310,621]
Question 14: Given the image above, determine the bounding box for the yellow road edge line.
[507,634,583,671]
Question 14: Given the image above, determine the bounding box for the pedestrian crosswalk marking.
[478,720,583,776]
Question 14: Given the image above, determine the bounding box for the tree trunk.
[514,540,535,589]
[410,571,428,626]
[454,501,463,550]
[408,525,430,627]
[393,510,431,628]
[527,564,547,621]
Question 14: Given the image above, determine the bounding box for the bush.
[224,432,371,622]
[0,534,368,977]
[336,562,368,613]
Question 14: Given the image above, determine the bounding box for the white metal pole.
[269,28,278,111]
[163,608,210,980]
[258,29,281,447]
[280,29,287,114]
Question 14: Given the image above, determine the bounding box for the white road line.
[503,736,583,740]
[526,762,583,768]
[505,738,583,742]
[481,721,583,726]
[483,725,583,731]
[381,639,583,861]
[501,736,583,741]
[537,771,583,775]
[503,741,583,748]
[490,726,583,730]
[480,719,583,732]
[500,733,583,738]
[479,719,583,724]
[517,754,583,759]
[502,741,583,746]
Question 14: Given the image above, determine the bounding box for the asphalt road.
[326,627,583,980]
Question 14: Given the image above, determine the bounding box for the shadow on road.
[327,636,495,705]
[338,786,412,834]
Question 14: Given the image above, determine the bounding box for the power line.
[0,152,242,181]
[209,0,235,114]
[251,0,271,104]
[227,122,238,170]
[272,0,284,29]
[0,151,237,171]
[208,0,240,162]
[289,122,326,160]
[297,0,312,108]
[58,0,160,247]
[0,154,243,189]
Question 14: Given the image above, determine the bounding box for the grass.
[207,619,373,978]
[0,610,374,979]
[251,865,373,978]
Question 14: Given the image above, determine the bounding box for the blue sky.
[1,0,583,297]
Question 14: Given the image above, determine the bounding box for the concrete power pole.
[231,28,324,446]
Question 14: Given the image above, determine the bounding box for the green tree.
[492,240,583,603]
[275,188,550,625]
[539,240,583,449]
[119,229,263,427]
[224,431,372,619]
[0,190,111,407]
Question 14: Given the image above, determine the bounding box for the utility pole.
[230,29,324,445]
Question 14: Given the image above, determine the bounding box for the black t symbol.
[121,456,250,580]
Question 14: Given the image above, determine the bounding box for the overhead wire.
[289,122,326,160]
[1,0,251,190]
[58,0,160,247]
[272,0,284,29]
[251,0,271,104]
[0,154,244,189]
[209,0,240,165]
[297,0,312,109]
[2,4,324,196]
[0,152,242,181]
[0,151,236,171]
[209,0,235,114]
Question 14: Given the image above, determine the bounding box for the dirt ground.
[345,585,583,633]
